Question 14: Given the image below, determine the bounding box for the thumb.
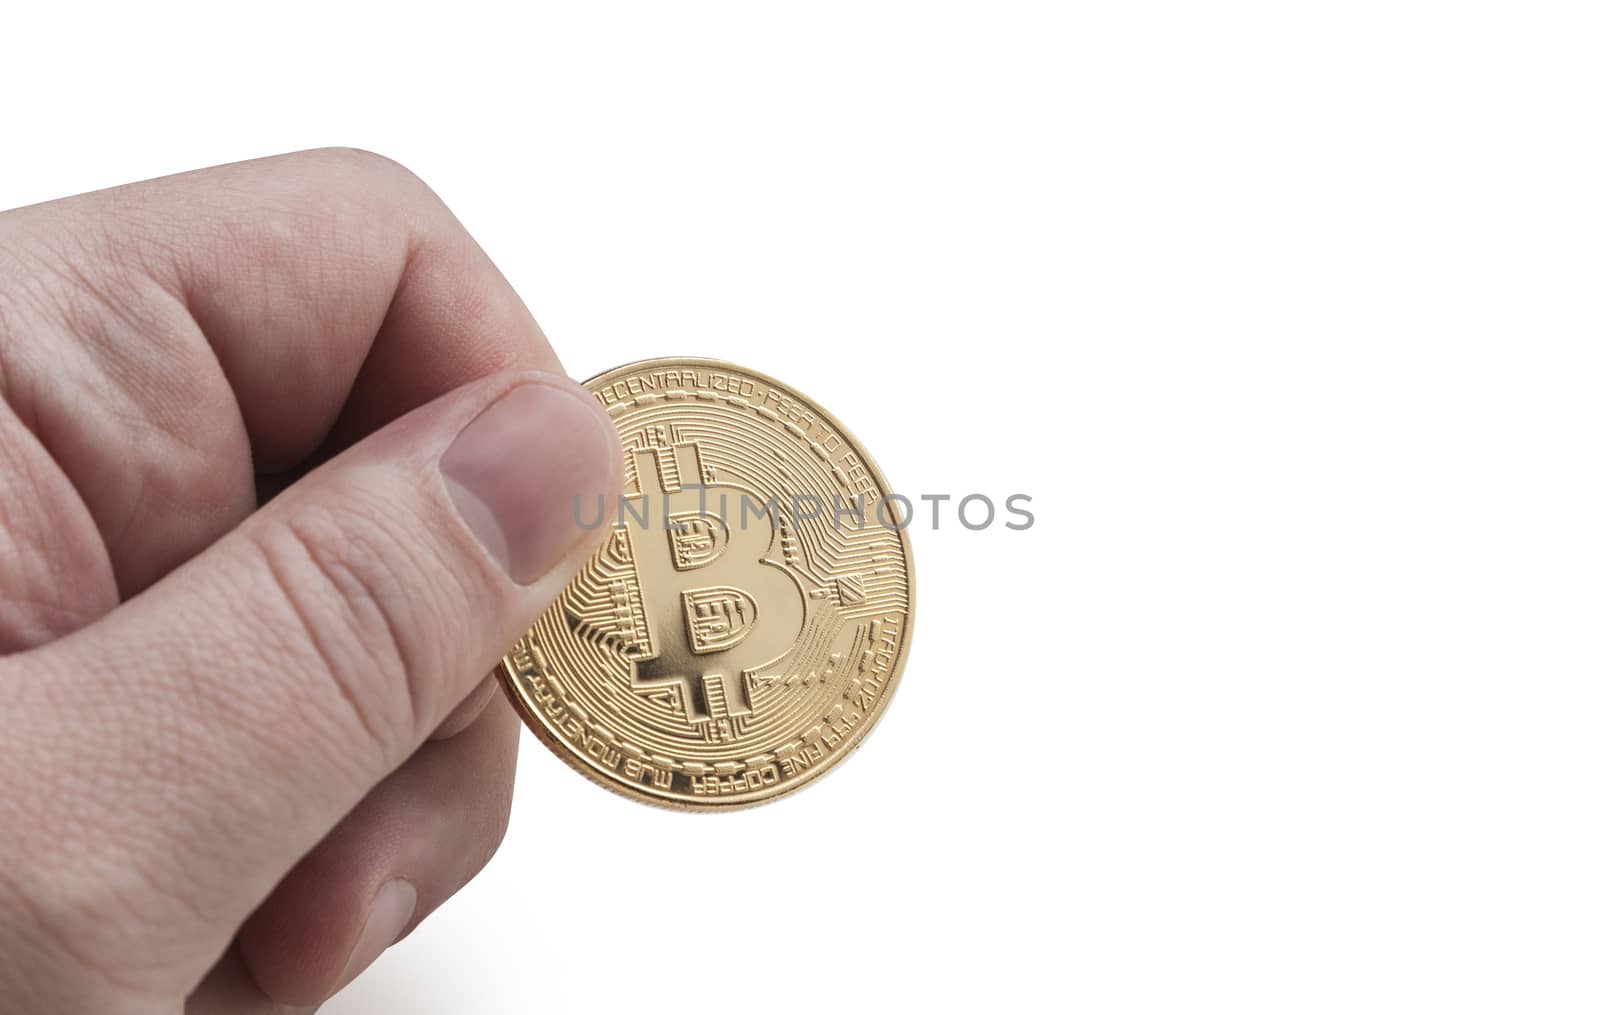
[0,370,617,995]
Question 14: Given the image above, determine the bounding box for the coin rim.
[495,356,916,811]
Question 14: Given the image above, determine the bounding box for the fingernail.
[441,380,617,584]
[337,878,416,993]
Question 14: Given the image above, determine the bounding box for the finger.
[0,405,117,651]
[238,699,520,1006]
[0,370,617,1002]
[0,147,561,597]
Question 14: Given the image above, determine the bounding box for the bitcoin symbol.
[625,439,805,735]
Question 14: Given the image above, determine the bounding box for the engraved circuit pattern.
[498,359,914,808]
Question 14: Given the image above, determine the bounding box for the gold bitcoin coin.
[496,358,914,809]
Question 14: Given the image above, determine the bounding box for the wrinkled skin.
[0,149,619,1013]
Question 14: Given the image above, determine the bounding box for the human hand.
[0,149,620,1013]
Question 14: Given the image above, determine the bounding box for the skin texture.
[0,149,622,1013]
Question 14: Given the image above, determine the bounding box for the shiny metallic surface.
[497,358,914,809]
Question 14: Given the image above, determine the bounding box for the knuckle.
[298,146,441,212]
[246,499,432,755]
[313,145,418,179]
[245,491,470,755]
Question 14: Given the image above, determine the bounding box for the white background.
[3,3,1598,1012]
